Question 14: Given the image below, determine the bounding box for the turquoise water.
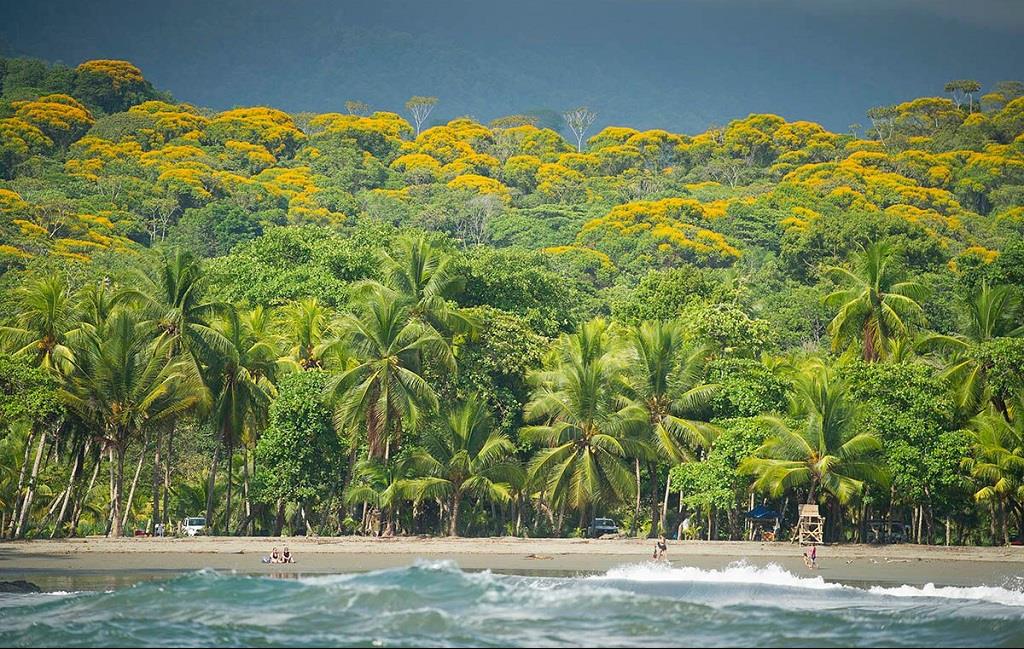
[2,561,1024,647]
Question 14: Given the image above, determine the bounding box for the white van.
[179,517,207,536]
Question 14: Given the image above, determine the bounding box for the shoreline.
[3,537,1024,590]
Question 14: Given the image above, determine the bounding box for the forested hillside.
[2,57,1024,544]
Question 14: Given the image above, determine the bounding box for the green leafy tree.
[253,371,342,527]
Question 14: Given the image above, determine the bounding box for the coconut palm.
[406,395,522,536]
[203,308,279,533]
[963,401,1024,544]
[278,297,335,370]
[137,249,227,527]
[371,234,475,337]
[139,249,232,365]
[919,282,1023,417]
[740,366,888,506]
[327,292,453,460]
[61,307,203,537]
[343,456,422,536]
[522,319,645,529]
[619,320,719,536]
[825,242,928,362]
[0,275,77,373]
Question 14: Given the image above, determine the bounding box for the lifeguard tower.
[796,504,824,545]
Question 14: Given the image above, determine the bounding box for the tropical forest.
[4,57,1024,547]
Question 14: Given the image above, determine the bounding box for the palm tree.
[370,234,475,337]
[522,319,644,532]
[327,292,454,460]
[343,457,421,536]
[963,402,1024,544]
[61,307,203,537]
[0,275,76,373]
[203,308,279,533]
[278,297,335,370]
[137,249,226,527]
[825,242,928,362]
[620,320,719,536]
[139,249,232,365]
[740,366,888,507]
[919,282,1023,417]
[407,395,522,536]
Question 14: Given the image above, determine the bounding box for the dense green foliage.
[2,56,1024,544]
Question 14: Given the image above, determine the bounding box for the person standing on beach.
[803,545,818,569]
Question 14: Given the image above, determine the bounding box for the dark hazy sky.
[2,0,1022,132]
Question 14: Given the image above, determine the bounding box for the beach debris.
[526,554,553,560]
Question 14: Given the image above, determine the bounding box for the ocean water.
[2,561,1024,647]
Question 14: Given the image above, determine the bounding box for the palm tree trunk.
[205,444,221,534]
[242,446,251,536]
[274,498,286,536]
[15,428,48,538]
[661,470,672,534]
[647,462,660,538]
[631,459,641,537]
[42,487,68,527]
[449,492,461,537]
[121,439,147,530]
[52,439,87,538]
[151,428,162,533]
[8,428,36,537]
[225,436,233,535]
[806,477,818,504]
[1001,500,1010,545]
[863,321,878,363]
[110,442,126,538]
[163,423,175,526]
[72,448,102,536]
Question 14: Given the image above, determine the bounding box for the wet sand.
[2,537,1023,590]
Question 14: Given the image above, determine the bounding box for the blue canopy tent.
[745,504,781,541]
[746,504,781,520]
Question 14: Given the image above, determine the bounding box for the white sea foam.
[595,561,841,590]
[594,561,1024,608]
[868,583,1024,608]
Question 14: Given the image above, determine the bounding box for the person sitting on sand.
[263,547,281,564]
[281,547,295,564]
[653,535,668,561]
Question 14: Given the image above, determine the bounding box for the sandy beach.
[3,536,1023,590]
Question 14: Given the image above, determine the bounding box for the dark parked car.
[587,517,619,538]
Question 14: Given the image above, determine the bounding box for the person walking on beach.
[653,535,668,561]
